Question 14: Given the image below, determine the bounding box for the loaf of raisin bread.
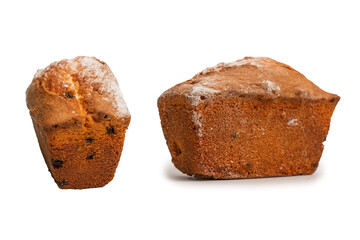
[158,57,339,179]
[26,56,130,189]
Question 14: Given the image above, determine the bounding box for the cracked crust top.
[26,56,130,126]
[159,57,340,106]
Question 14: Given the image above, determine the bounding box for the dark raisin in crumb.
[86,137,94,143]
[200,95,206,100]
[104,114,108,118]
[53,124,58,128]
[86,153,95,159]
[246,163,252,168]
[312,162,319,168]
[64,92,75,98]
[230,132,238,139]
[176,147,182,156]
[106,125,115,134]
[58,180,66,186]
[52,160,63,169]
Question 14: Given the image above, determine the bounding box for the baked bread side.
[158,57,340,179]
[26,56,130,189]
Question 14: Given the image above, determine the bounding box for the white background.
[0,0,358,239]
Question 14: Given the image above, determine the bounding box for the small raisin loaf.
[158,57,340,179]
[26,56,130,189]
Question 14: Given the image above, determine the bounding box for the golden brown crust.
[158,57,340,179]
[159,57,339,105]
[26,56,130,126]
[26,56,130,189]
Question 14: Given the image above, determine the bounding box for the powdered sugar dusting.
[72,57,129,116]
[197,57,269,76]
[186,57,277,99]
[262,80,280,93]
[34,57,129,117]
[192,111,203,137]
[191,85,219,95]
[184,75,220,106]
[188,85,219,106]
[287,119,298,126]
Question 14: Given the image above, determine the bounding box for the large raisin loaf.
[158,57,340,179]
[26,56,130,189]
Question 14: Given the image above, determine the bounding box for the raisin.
[106,125,115,134]
[104,114,108,118]
[174,142,182,156]
[312,162,319,168]
[230,132,238,139]
[176,147,182,156]
[246,163,252,168]
[52,160,63,169]
[86,153,95,159]
[64,92,75,98]
[86,137,94,143]
[58,180,66,186]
